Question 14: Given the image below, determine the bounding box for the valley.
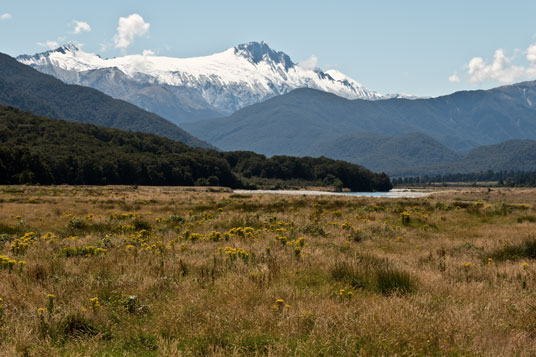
[2,3,536,355]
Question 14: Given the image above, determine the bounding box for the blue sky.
[1,0,535,97]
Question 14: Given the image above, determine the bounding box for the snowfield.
[18,42,385,115]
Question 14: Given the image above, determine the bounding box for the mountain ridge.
[184,83,536,156]
[17,42,389,124]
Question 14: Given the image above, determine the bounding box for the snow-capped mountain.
[18,42,385,124]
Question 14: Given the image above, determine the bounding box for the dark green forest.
[0,106,392,191]
[394,171,536,187]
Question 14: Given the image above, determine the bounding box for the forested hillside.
[0,106,392,191]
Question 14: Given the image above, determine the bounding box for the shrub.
[299,223,326,237]
[169,215,186,224]
[67,217,86,230]
[132,218,152,231]
[400,212,410,225]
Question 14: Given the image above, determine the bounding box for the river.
[233,188,431,198]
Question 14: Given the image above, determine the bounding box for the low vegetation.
[0,186,535,355]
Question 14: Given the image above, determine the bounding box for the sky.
[1,0,536,97]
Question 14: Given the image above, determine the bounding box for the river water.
[233,189,431,198]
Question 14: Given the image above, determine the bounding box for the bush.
[169,215,186,224]
[299,223,326,237]
[67,217,86,230]
[132,218,152,231]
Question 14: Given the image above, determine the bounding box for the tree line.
[0,106,392,191]
[393,170,536,187]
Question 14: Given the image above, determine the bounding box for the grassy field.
[1,185,536,356]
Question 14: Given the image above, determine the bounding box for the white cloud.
[467,49,525,84]
[448,73,460,83]
[527,44,536,64]
[0,13,12,20]
[298,55,319,71]
[142,49,155,56]
[461,44,536,84]
[37,41,59,49]
[113,14,150,50]
[527,44,536,77]
[72,20,91,34]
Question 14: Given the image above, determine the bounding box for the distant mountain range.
[183,84,536,172]
[17,42,406,125]
[310,132,463,175]
[10,42,536,178]
[0,52,210,148]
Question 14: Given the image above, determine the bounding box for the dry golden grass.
[0,185,536,355]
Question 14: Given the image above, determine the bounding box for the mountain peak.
[17,42,388,116]
[54,43,80,54]
[17,43,81,62]
[233,41,294,70]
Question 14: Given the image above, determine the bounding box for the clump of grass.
[330,256,417,295]
[517,216,536,223]
[346,228,365,242]
[132,218,152,231]
[487,237,536,261]
[0,223,22,235]
[330,260,370,289]
[56,313,109,341]
[375,267,416,295]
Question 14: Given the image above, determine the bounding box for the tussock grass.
[375,266,416,295]
[487,236,536,261]
[0,185,536,355]
[331,255,416,294]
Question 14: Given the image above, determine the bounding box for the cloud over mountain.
[460,42,536,84]
[114,14,150,50]
[36,40,59,49]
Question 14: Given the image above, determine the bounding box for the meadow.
[0,185,536,356]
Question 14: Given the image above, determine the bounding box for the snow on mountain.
[17,42,387,122]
